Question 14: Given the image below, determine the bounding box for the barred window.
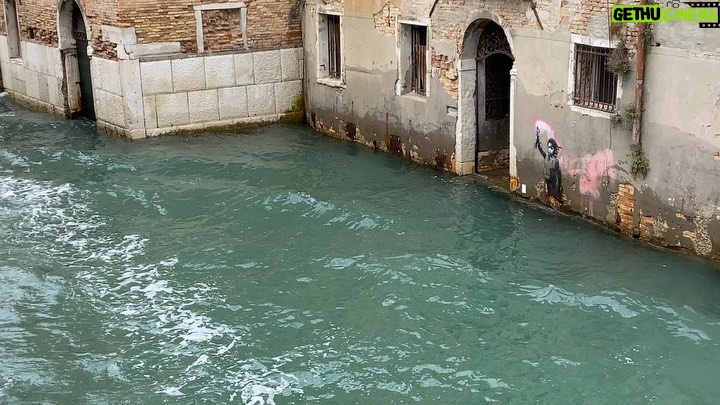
[410,25,427,95]
[327,15,341,79]
[573,44,618,113]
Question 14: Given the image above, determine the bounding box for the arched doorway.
[57,0,95,119]
[455,16,515,185]
[475,22,513,174]
[72,3,95,119]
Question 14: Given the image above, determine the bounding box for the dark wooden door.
[75,38,95,120]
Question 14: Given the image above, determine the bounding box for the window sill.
[568,103,616,118]
[316,77,345,88]
[401,91,427,102]
[10,57,24,66]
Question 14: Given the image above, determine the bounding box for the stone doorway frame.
[57,0,92,117]
[455,13,517,182]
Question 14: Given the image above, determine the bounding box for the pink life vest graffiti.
[534,120,616,208]
[534,126,564,204]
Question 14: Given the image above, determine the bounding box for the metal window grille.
[327,15,341,79]
[72,5,87,41]
[411,25,427,95]
[484,54,513,120]
[573,44,618,113]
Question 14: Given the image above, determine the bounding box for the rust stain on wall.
[345,121,357,140]
[387,135,403,156]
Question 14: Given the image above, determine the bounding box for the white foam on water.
[111,184,167,216]
[261,191,395,231]
[518,284,640,318]
[0,174,245,398]
[0,150,29,168]
[160,386,185,397]
[551,356,581,368]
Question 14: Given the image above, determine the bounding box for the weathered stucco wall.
[304,0,720,261]
[637,45,720,257]
[303,0,458,170]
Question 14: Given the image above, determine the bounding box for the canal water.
[2,96,720,404]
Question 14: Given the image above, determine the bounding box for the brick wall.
[0,0,62,47]
[0,0,120,56]
[0,3,5,34]
[1,0,299,60]
[118,0,302,54]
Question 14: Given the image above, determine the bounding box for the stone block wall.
[303,0,720,261]
[0,36,64,115]
[90,47,303,139]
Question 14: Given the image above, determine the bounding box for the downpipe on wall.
[632,0,647,147]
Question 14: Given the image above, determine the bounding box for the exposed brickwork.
[202,9,244,53]
[0,0,119,56]
[617,183,635,236]
[373,3,400,36]
[2,0,300,60]
[431,51,458,100]
[119,0,302,55]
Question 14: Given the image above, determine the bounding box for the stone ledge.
[3,90,65,116]
[141,112,303,137]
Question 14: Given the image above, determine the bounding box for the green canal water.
[2,96,720,404]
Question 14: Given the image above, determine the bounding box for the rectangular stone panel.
[141,60,173,95]
[253,50,282,84]
[234,53,254,86]
[25,70,40,100]
[247,83,275,116]
[274,80,302,114]
[280,48,301,81]
[173,57,206,92]
[156,92,190,127]
[143,96,158,129]
[188,89,219,123]
[95,58,122,96]
[204,55,235,89]
[218,86,248,119]
[0,37,9,63]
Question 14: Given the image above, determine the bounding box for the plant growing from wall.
[623,104,637,130]
[611,112,624,127]
[631,148,650,179]
[609,21,624,40]
[607,38,631,77]
[642,24,654,46]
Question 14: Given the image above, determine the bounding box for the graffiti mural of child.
[534,126,564,204]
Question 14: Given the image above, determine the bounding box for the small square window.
[573,44,618,113]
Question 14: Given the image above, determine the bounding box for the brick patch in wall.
[617,183,636,236]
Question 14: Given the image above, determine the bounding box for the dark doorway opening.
[72,3,95,120]
[475,22,513,176]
